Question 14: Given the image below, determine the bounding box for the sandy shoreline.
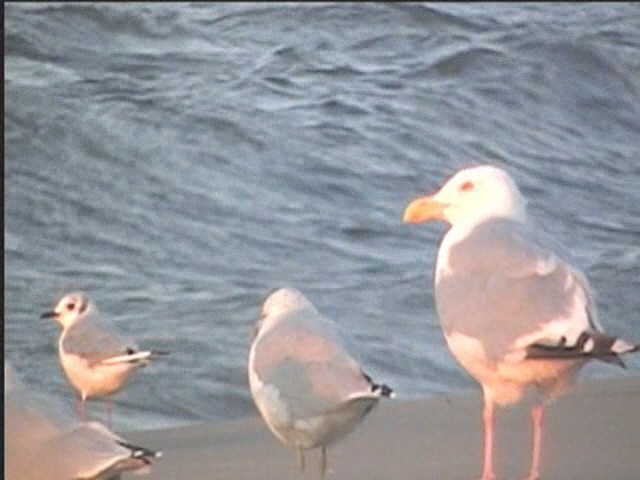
[124,376,640,480]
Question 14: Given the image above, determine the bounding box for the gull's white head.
[252,287,315,339]
[403,165,527,227]
[41,292,92,329]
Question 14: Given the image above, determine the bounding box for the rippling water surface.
[5,3,640,430]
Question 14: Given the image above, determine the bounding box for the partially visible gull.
[5,361,161,480]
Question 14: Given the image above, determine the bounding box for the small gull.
[5,361,161,480]
[403,165,638,480]
[41,291,169,428]
[248,287,393,477]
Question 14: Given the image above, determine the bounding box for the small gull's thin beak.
[40,311,57,319]
[402,196,447,224]
[251,314,265,341]
[251,322,262,341]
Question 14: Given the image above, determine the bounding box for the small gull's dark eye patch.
[460,181,474,192]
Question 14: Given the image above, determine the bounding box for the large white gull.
[403,165,637,480]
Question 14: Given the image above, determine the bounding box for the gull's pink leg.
[77,397,87,421]
[526,404,544,480]
[105,398,114,430]
[480,400,497,480]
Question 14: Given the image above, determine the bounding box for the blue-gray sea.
[5,3,640,431]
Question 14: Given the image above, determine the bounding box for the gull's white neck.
[435,210,527,286]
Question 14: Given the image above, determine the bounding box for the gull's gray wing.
[37,422,157,480]
[60,310,139,365]
[252,306,379,420]
[436,218,598,362]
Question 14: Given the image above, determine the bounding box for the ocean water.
[5,2,640,431]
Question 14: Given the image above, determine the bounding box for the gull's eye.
[66,302,76,311]
[459,181,474,192]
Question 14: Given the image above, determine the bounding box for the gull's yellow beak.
[402,196,447,223]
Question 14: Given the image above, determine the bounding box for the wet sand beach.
[125,376,640,480]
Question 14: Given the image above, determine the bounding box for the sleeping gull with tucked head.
[5,361,161,480]
[41,292,169,428]
[248,287,393,477]
[403,165,638,480]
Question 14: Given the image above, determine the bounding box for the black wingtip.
[525,332,638,370]
[116,440,162,460]
[603,354,627,369]
[380,383,394,398]
[363,371,394,398]
[374,383,394,398]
